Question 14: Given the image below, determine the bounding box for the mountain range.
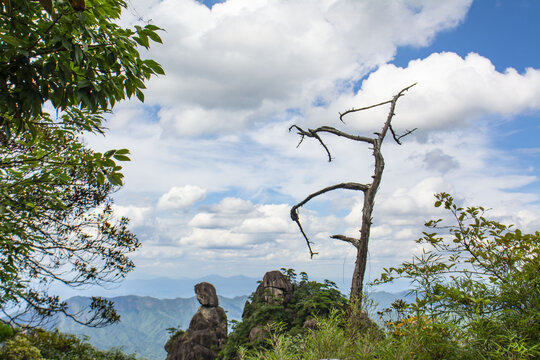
[53,289,411,360]
[55,295,248,360]
[50,275,262,299]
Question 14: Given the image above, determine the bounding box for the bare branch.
[289,125,375,161]
[290,182,369,258]
[291,182,369,220]
[330,234,360,247]
[291,217,318,258]
[378,83,417,142]
[389,125,418,145]
[339,99,393,122]
[289,125,333,161]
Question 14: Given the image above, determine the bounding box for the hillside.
[54,295,248,360]
[51,291,410,360]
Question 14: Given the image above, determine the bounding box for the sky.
[84,0,540,295]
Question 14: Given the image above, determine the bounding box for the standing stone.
[255,270,294,304]
[195,282,219,307]
[165,282,227,360]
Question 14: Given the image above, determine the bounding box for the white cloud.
[157,185,207,211]
[112,205,154,228]
[80,1,540,285]
[179,228,252,248]
[310,52,540,133]
[120,0,472,135]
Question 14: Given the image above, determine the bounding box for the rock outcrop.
[165,282,227,360]
[254,270,294,304]
[237,270,295,344]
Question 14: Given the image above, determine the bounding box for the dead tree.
[289,84,416,302]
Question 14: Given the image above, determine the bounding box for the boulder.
[195,282,219,307]
[165,282,227,360]
[248,325,267,343]
[255,270,294,304]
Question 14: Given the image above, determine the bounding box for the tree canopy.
[0,0,163,327]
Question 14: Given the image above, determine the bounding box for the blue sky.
[79,0,540,296]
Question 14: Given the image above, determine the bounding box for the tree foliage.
[374,193,540,359]
[0,326,141,360]
[0,0,163,327]
[0,0,163,134]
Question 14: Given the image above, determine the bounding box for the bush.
[375,192,540,359]
[0,327,142,360]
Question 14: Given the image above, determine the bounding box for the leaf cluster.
[0,0,164,134]
[0,115,140,327]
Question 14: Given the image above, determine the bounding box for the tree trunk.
[289,84,416,308]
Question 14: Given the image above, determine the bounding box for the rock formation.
[237,270,295,344]
[165,282,227,360]
[254,270,294,304]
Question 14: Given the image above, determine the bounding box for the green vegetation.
[0,0,162,327]
[57,295,247,360]
[236,194,540,359]
[0,325,142,360]
[222,269,348,359]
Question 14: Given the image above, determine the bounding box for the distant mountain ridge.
[55,295,248,360]
[50,274,261,299]
[53,290,412,360]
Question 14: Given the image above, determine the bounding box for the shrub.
[221,269,348,359]
[0,327,142,360]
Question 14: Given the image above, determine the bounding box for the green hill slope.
[54,295,247,360]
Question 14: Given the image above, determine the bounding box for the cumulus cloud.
[157,185,207,211]
[112,205,154,228]
[310,52,540,133]
[81,1,540,284]
[180,198,300,250]
[119,0,472,135]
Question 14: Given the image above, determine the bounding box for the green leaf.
[74,46,83,65]
[146,30,163,44]
[144,24,161,31]
[0,34,22,46]
[135,89,144,102]
[107,173,123,186]
[96,172,105,185]
[113,154,130,161]
[144,59,165,75]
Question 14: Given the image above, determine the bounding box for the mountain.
[55,295,248,360]
[51,289,411,359]
[49,275,261,299]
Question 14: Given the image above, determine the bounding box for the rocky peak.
[195,282,219,307]
[165,282,227,360]
[256,270,294,304]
